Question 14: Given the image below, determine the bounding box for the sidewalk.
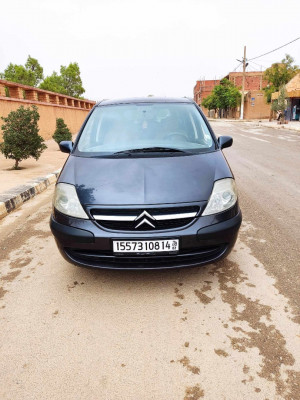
[208,118,300,133]
[0,137,70,193]
[0,137,70,219]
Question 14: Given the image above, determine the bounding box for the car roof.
[97,97,194,106]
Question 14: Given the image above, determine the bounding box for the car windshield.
[76,102,215,156]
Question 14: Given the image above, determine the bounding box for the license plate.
[113,239,179,254]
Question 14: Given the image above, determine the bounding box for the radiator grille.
[91,206,200,231]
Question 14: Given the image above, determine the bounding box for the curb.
[208,118,300,133]
[257,122,300,133]
[0,169,61,220]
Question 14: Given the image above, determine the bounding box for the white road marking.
[278,136,297,142]
[237,128,271,138]
[239,134,270,143]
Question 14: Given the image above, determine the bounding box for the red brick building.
[194,71,270,119]
[226,71,268,91]
[194,79,220,106]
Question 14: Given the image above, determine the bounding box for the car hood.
[58,152,233,205]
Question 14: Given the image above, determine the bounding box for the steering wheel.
[164,131,189,142]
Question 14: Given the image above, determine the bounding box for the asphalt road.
[0,121,299,400]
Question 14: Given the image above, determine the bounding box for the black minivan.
[50,97,242,270]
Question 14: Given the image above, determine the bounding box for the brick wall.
[0,79,96,140]
[194,79,220,104]
[228,71,268,91]
[194,79,220,115]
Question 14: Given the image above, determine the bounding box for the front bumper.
[50,206,242,270]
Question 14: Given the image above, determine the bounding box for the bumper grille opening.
[65,244,227,269]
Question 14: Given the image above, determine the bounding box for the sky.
[1,0,299,101]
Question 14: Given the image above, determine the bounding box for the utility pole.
[240,45,247,120]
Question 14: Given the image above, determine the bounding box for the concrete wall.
[244,90,270,119]
[0,79,96,140]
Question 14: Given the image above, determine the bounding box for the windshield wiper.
[113,147,188,155]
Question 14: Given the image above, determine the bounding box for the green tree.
[201,79,241,117]
[0,55,44,87]
[39,72,66,95]
[60,63,85,97]
[1,64,28,84]
[263,54,298,102]
[53,118,72,145]
[40,62,85,98]
[0,106,47,169]
[214,79,241,112]
[201,93,219,114]
[25,56,44,85]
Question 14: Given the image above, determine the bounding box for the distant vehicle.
[50,97,242,270]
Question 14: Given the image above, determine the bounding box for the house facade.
[271,73,300,121]
[226,71,268,91]
[194,79,220,108]
[194,71,271,119]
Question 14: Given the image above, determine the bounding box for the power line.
[248,36,300,61]
[247,64,259,73]
[248,61,264,72]
[233,62,242,72]
[249,60,266,69]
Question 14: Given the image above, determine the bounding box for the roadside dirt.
[0,136,71,193]
[0,188,299,400]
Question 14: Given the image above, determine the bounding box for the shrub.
[0,105,47,169]
[271,86,289,123]
[52,118,72,145]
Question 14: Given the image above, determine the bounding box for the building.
[194,71,271,119]
[243,90,271,120]
[226,71,268,91]
[194,79,220,107]
[272,72,300,121]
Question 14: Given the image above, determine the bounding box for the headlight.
[202,178,237,216]
[53,183,88,219]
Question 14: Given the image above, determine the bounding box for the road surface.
[0,121,299,400]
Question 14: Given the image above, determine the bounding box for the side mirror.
[218,136,233,150]
[59,141,73,153]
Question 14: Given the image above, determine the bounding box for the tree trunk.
[14,159,20,169]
